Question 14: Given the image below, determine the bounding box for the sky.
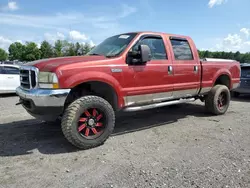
[0,0,250,52]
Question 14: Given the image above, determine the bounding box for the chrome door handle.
[194,66,198,73]
[8,77,14,79]
[168,66,173,75]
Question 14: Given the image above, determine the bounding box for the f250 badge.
[111,68,123,73]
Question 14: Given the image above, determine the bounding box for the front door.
[123,35,174,106]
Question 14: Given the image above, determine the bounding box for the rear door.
[3,66,20,92]
[169,37,201,98]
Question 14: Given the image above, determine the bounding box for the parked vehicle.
[16,31,241,149]
[0,64,20,94]
[231,63,250,97]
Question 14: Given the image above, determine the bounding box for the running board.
[123,98,196,112]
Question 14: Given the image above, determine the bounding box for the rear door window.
[170,38,194,60]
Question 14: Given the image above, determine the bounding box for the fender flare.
[64,71,125,107]
[212,68,232,88]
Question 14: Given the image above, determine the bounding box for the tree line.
[198,50,250,63]
[0,40,94,62]
[1,40,250,63]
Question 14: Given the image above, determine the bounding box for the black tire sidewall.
[213,86,230,114]
[63,96,115,148]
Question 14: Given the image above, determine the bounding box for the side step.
[123,98,196,112]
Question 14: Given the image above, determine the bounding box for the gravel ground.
[0,94,250,188]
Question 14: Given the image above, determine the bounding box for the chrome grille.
[19,66,38,89]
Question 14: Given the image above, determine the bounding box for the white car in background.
[0,64,20,94]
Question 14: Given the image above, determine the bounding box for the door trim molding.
[124,88,199,106]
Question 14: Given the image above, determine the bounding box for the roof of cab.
[120,31,191,39]
[0,64,20,68]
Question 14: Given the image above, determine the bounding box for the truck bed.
[200,58,241,93]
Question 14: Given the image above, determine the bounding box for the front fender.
[62,71,125,107]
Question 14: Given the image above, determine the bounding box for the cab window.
[170,38,194,60]
[3,66,20,75]
[132,36,167,60]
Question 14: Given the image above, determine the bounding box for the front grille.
[20,66,38,89]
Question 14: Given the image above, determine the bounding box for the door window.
[132,37,167,60]
[170,39,194,60]
[0,67,4,74]
[3,66,20,75]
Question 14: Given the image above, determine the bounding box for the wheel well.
[214,75,231,89]
[64,81,119,111]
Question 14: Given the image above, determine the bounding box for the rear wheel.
[205,85,230,115]
[61,96,115,149]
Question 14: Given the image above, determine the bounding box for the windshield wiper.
[105,54,118,58]
[88,53,103,56]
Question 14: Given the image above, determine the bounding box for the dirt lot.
[0,95,250,188]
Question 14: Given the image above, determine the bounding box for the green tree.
[242,53,250,63]
[234,51,241,62]
[203,50,212,58]
[0,48,8,61]
[198,50,205,58]
[66,43,76,56]
[227,51,234,59]
[8,42,25,61]
[40,41,53,59]
[82,43,91,55]
[54,40,63,57]
[75,42,81,55]
[23,42,41,61]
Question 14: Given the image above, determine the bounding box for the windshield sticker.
[119,35,130,39]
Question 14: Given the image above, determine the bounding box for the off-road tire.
[205,85,230,115]
[61,96,115,149]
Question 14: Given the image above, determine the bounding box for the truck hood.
[25,55,108,71]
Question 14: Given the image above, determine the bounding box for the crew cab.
[16,31,241,149]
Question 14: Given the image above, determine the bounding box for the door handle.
[194,66,198,73]
[8,76,14,79]
[168,66,173,75]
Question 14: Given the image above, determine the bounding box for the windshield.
[88,33,138,57]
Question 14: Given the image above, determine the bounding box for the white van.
[0,64,20,94]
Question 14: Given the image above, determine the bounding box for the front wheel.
[205,85,230,115]
[61,96,115,149]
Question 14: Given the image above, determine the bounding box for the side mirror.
[139,44,151,63]
[127,44,151,65]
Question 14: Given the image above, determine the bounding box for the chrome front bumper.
[16,86,71,121]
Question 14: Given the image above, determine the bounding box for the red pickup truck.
[16,31,241,149]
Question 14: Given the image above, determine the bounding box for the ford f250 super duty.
[16,31,241,149]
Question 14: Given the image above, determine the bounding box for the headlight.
[38,72,59,89]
